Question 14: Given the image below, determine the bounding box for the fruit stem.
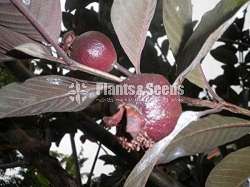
[113,62,134,77]
[10,0,123,83]
[135,64,141,75]
[70,61,123,82]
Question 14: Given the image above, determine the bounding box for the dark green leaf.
[65,0,81,11]
[211,45,238,64]
[62,12,74,30]
[245,51,250,62]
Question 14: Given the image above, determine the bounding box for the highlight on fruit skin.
[70,31,117,72]
[103,73,182,151]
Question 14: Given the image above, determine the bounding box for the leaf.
[0,25,33,55]
[36,173,50,187]
[65,0,81,11]
[211,45,238,64]
[186,65,205,89]
[0,75,104,119]
[161,115,250,163]
[111,0,157,73]
[161,39,169,56]
[0,26,60,63]
[206,147,250,187]
[0,0,61,42]
[222,17,245,41]
[99,155,123,166]
[65,155,76,176]
[62,12,74,30]
[124,114,250,187]
[245,51,250,62]
[175,0,249,80]
[163,0,193,57]
[14,43,65,64]
[0,53,14,62]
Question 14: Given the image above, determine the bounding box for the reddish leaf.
[0,26,60,63]
[111,0,157,73]
[0,75,105,118]
[0,0,61,42]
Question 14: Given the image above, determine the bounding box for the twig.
[70,133,82,186]
[86,142,102,186]
[10,0,123,83]
[181,96,250,117]
[100,146,110,155]
[197,64,223,102]
[65,113,185,187]
[0,161,27,169]
[197,105,223,118]
[221,101,250,117]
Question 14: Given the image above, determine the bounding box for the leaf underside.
[0,0,61,62]
[0,75,102,119]
[0,0,61,42]
[111,0,157,73]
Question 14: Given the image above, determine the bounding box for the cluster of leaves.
[210,13,250,106]
[0,0,250,187]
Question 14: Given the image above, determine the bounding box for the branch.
[76,114,138,164]
[0,161,27,169]
[70,133,82,186]
[181,96,250,117]
[197,63,223,102]
[74,114,184,187]
[86,142,101,186]
[10,0,123,83]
